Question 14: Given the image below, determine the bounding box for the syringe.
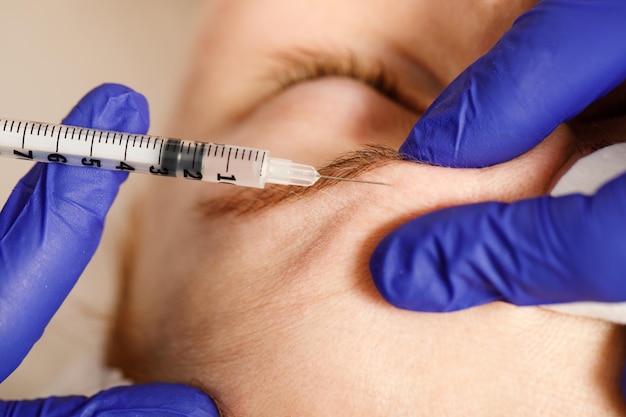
[0,117,384,189]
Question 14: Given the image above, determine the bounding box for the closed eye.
[269,48,416,112]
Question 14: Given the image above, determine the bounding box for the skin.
[108,1,626,416]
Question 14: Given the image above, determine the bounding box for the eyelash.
[275,52,404,105]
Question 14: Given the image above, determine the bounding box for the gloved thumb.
[0,84,149,380]
[370,172,626,312]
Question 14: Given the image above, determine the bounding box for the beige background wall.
[0,1,204,398]
[0,1,203,198]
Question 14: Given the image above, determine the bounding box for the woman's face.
[110,1,626,416]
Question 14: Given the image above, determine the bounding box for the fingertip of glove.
[369,244,394,303]
[398,134,427,164]
[63,83,150,134]
[97,383,221,417]
[398,107,467,168]
[370,214,494,313]
[370,229,434,312]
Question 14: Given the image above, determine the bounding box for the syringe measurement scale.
[0,118,387,188]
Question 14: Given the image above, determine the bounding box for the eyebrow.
[197,144,405,218]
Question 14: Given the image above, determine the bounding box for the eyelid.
[270,49,416,112]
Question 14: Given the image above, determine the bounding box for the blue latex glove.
[0,84,219,416]
[370,0,626,311]
[0,384,219,417]
[399,0,626,168]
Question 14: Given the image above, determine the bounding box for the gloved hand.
[0,384,219,417]
[370,0,626,311]
[0,84,219,416]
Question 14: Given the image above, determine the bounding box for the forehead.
[175,0,536,142]
[199,0,534,73]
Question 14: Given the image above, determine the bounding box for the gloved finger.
[0,84,149,380]
[400,0,626,168]
[370,172,626,312]
[0,383,220,417]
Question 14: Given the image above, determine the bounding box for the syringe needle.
[318,175,389,186]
